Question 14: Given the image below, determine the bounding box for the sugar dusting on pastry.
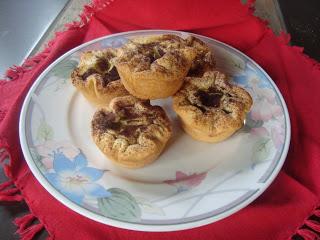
[91,96,172,168]
[173,70,253,143]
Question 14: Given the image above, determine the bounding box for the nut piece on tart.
[173,71,252,143]
[114,34,199,100]
[91,95,172,168]
[71,49,128,106]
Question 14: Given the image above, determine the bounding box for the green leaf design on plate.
[252,137,273,163]
[232,59,245,70]
[135,196,165,216]
[30,148,47,172]
[50,59,78,79]
[98,188,141,222]
[36,120,53,142]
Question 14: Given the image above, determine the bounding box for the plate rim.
[19,29,291,232]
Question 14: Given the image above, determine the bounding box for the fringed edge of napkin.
[0,139,48,240]
[0,139,57,240]
[0,1,114,239]
[291,207,320,240]
[0,0,320,239]
[1,0,115,82]
[14,213,46,240]
[289,44,320,72]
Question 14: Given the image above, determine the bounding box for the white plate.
[19,30,290,231]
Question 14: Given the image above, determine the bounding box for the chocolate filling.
[120,106,141,119]
[102,67,120,87]
[195,88,223,108]
[119,125,142,138]
[188,57,204,76]
[138,43,165,63]
[96,58,109,71]
[92,112,121,132]
[222,109,232,114]
[81,59,119,87]
[188,52,215,77]
[149,47,165,62]
[94,104,157,143]
[81,68,98,80]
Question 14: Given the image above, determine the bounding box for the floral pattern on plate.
[20,30,289,231]
[33,141,143,222]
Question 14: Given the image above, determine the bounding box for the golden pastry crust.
[91,95,172,168]
[71,49,128,106]
[185,36,215,77]
[173,71,253,143]
[114,34,198,99]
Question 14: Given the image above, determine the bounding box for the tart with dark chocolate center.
[173,71,252,143]
[71,49,128,106]
[91,95,172,168]
[114,34,198,99]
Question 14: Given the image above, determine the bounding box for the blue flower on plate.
[46,150,111,204]
[233,62,271,89]
[233,74,248,86]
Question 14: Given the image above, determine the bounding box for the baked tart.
[185,36,215,77]
[71,49,128,106]
[114,34,198,99]
[173,71,252,143]
[91,95,172,168]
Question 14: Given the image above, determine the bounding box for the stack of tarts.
[71,34,253,169]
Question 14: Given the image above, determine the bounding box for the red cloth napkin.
[1,0,320,239]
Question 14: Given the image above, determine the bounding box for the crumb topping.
[186,36,215,76]
[116,35,193,72]
[92,98,170,145]
[78,50,120,87]
[195,88,223,108]
[180,72,251,116]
